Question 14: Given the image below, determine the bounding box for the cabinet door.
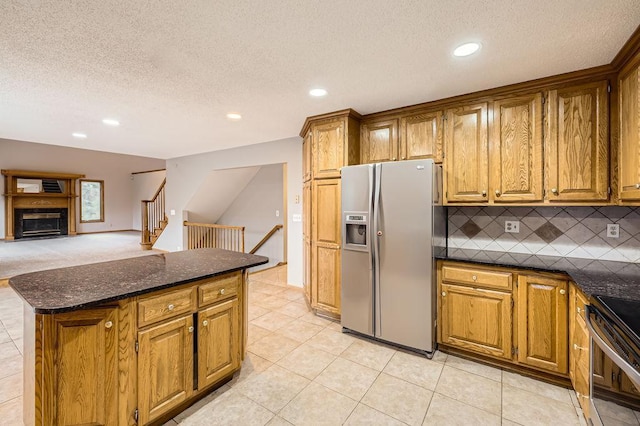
[42,308,118,426]
[619,63,640,200]
[313,119,345,179]
[444,103,489,203]
[592,343,614,389]
[400,110,443,162]
[573,317,591,418]
[546,81,609,201]
[517,275,568,374]
[198,298,240,389]
[361,119,399,163]
[490,94,544,202]
[440,283,512,359]
[138,315,194,425]
[302,131,312,182]
[312,178,342,314]
[619,369,640,398]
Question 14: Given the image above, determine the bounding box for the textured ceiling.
[0,1,639,159]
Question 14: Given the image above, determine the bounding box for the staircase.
[141,178,167,250]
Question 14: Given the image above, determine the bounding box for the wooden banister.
[250,225,283,254]
[140,178,167,250]
[184,221,245,252]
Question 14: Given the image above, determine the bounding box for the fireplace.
[14,208,69,239]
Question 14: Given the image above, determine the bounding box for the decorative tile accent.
[534,222,563,243]
[449,206,640,263]
[460,220,482,238]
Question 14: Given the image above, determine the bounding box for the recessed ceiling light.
[309,88,327,97]
[453,42,481,57]
[226,113,242,120]
[72,132,87,139]
[102,118,120,126]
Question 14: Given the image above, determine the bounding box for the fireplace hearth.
[14,208,69,239]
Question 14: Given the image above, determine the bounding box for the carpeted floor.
[0,231,163,278]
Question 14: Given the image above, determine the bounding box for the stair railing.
[141,178,167,249]
[184,221,245,252]
[250,224,283,254]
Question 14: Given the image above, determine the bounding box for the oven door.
[585,305,640,426]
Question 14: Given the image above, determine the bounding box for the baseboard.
[77,229,138,235]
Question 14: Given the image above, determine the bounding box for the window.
[80,180,104,222]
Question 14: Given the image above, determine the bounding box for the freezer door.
[341,164,375,336]
[376,160,435,351]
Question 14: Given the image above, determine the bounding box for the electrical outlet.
[170,209,176,216]
[505,220,520,233]
[606,224,620,238]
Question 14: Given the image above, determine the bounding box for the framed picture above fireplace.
[80,179,104,223]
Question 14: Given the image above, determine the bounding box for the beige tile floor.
[0,265,602,425]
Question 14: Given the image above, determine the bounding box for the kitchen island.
[9,248,268,426]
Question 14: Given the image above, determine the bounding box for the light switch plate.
[505,221,520,233]
[292,214,302,222]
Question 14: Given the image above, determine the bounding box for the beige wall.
[0,138,165,237]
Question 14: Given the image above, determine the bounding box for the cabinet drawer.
[138,287,196,327]
[441,265,512,290]
[199,272,241,307]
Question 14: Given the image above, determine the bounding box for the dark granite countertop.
[9,248,268,314]
[438,248,640,303]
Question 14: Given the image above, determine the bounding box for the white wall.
[217,164,284,269]
[0,138,166,236]
[157,137,302,286]
[131,170,166,231]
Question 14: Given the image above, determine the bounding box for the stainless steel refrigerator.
[341,159,445,356]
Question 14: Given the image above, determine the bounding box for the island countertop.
[9,248,268,314]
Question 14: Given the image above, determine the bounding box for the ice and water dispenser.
[344,211,368,251]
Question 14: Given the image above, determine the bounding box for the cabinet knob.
[472,275,477,281]
[167,304,175,311]
[392,158,397,161]
[105,321,113,329]
[577,307,582,313]
[560,289,566,295]
[636,183,640,189]
[202,320,209,326]
[441,291,446,297]
[401,156,406,160]
[551,188,558,194]
[188,326,194,333]
[495,190,501,197]
[481,190,487,197]
[219,288,225,295]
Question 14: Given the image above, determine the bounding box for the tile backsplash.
[448,206,640,262]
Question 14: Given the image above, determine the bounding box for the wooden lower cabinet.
[40,308,119,426]
[517,274,568,374]
[312,243,341,314]
[138,315,194,425]
[198,299,240,389]
[439,283,512,359]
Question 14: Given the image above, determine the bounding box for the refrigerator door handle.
[373,163,382,337]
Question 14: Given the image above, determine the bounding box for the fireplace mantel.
[2,170,85,240]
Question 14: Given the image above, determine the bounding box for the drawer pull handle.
[220,288,226,295]
[168,304,175,311]
[441,291,446,297]
[576,392,588,400]
[472,275,477,281]
[560,289,566,295]
[574,343,587,351]
[105,321,113,329]
[577,307,582,313]
[188,326,194,333]
[202,320,209,326]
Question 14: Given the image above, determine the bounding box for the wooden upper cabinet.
[42,308,118,426]
[546,81,609,202]
[400,110,443,162]
[361,119,399,163]
[490,94,544,203]
[517,274,568,374]
[444,103,489,203]
[619,61,640,201]
[302,131,312,182]
[313,119,345,179]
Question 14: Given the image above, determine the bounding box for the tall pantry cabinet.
[301,110,361,317]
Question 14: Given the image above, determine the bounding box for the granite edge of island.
[9,248,269,314]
